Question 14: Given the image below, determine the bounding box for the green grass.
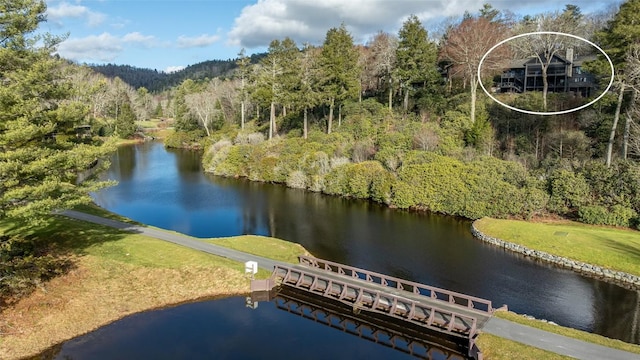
[477,333,573,360]
[494,311,640,355]
[475,218,640,277]
[205,235,309,264]
[2,204,308,276]
[136,120,160,129]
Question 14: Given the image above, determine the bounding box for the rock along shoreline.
[471,219,640,290]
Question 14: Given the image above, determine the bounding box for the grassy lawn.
[493,311,640,354]
[474,218,640,277]
[206,235,310,264]
[477,333,573,360]
[0,207,307,360]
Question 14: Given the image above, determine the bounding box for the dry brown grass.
[0,253,249,360]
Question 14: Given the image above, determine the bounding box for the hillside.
[90,52,266,92]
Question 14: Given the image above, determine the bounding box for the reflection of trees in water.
[114,145,136,181]
[592,281,640,344]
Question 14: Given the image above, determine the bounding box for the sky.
[42,0,620,73]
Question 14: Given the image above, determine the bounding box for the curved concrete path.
[61,210,640,360]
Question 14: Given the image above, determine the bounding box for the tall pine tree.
[318,24,360,134]
[394,15,440,113]
[0,0,114,221]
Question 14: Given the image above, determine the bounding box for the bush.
[324,163,352,195]
[374,148,403,172]
[249,156,279,182]
[547,170,591,216]
[213,145,251,177]
[164,130,205,149]
[345,161,385,199]
[371,170,395,205]
[235,132,265,145]
[578,204,638,227]
[286,170,308,189]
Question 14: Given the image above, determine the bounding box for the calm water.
[43,293,464,360]
[85,142,639,349]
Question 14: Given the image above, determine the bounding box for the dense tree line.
[177,2,640,229]
[90,53,265,92]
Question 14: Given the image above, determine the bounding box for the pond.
[80,142,640,352]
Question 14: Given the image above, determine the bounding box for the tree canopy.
[0,0,114,222]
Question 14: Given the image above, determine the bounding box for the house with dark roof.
[498,49,598,97]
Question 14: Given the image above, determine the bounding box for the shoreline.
[18,291,246,360]
[471,219,640,290]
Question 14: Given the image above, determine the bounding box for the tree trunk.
[203,115,211,137]
[403,84,409,112]
[328,98,334,134]
[624,111,631,160]
[303,106,308,139]
[338,104,342,128]
[607,83,625,167]
[269,102,275,140]
[388,79,393,111]
[470,78,478,124]
[240,101,245,130]
[542,67,549,111]
[283,105,287,117]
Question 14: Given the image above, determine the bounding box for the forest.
[52,2,640,229]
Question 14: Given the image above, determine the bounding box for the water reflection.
[254,288,469,360]
[92,142,640,344]
[42,296,434,360]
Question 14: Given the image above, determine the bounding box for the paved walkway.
[61,210,284,271]
[61,210,640,360]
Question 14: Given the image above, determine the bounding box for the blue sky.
[43,0,619,73]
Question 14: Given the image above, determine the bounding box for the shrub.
[303,151,331,176]
[547,170,591,215]
[371,170,395,205]
[578,204,638,227]
[204,145,231,173]
[213,145,251,177]
[374,148,403,172]
[345,161,385,198]
[286,170,308,189]
[249,156,279,182]
[352,139,375,163]
[324,163,352,195]
[235,132,265,145]
[308,175,325,192]
[164,129,205,149]
[330,156,350,169]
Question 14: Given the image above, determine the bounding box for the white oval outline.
[477,31,615,116]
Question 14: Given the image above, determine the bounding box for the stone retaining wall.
[471,220,640,290]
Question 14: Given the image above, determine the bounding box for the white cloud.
[55,30,158,63]
[123,32,155,46]
[227,0,612,48]
[46,2,106,27]
[176,34,221,48]
[164,65,186,73]
[56,32,122,62]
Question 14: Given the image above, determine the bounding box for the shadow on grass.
[0,211,133,306]
[600,238,640,270]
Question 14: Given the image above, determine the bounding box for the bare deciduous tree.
[439,16,510,123]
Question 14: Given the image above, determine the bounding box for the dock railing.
[298,255,493,314]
